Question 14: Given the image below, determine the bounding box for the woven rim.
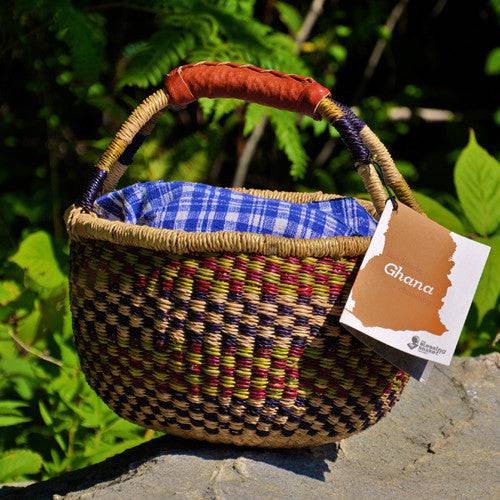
[65,188,374,257]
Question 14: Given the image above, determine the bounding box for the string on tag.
[372,159,398,211]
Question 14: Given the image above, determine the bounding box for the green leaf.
[301,115,328,136]
[378,25,392,41]
[0,400,29,412]
[0,449,43,482]
[54,2,106,82]
[335,25,351,38]
[328,44,347,63]
[55,434,67,452]
[222,0,256,16]
[395,160,418,181]
[413,192,466,234]
[0,400,30,426]
[268,108,308,179]
[198,98,215,118]
[494,108,500,127]
[14,377,34,401]
[86,438,145,465]
[275,2,303,35]
[119,2,308,89]
[474,235,500,322]
[243,103,268,135]
[39,400,53,426]
[105,418,144,436]
[212,99,242,122]
[16,304,41,344]
[0,415,32,427]
[485,47,500,75]
[454,131,500,236]
[119,28,197,88]
[9,231,66,292]
[0,280,21,306]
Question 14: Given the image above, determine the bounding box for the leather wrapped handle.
[165,61,331,119]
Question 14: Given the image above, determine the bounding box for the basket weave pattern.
[68,64,422,447]
[70,238,407,448]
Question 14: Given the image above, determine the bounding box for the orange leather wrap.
[165,61,330,119]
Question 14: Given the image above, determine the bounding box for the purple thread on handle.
[76,167,107,210]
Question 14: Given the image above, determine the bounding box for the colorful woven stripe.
[70,239,407,448]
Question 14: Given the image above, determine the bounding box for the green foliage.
[0,449,43,482]
[15,0,106,82]
[118,29,198,89]
[113,0,309,177]
[10,232,66,294]
[454,130,500,236]
[268,109,308,179]
[417,132,499,354]
[275,2,303,35]
[119,0,306,89]
[474,235,500,323]
[0,232,157,483]
[394,160,418,182]
[0,401,32,427]
[244,104,308,179]
[485,47,500,75]
[53,2,106,83]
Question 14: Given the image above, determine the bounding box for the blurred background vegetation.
[0,0,498,483]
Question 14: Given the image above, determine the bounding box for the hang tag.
[340,201,490,382]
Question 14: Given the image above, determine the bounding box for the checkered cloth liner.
[95,181,377,238]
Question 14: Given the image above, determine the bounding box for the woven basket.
[65,62,422,448]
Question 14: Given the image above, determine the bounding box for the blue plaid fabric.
[95,181,377,238]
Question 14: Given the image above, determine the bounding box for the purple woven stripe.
[329,98,366,131]
[76,167,107,209]
[333,116,371,164]
[119,133,147,166]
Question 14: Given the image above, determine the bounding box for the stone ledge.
[1,354,498,499]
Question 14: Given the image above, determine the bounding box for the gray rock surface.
[1,354,498,499]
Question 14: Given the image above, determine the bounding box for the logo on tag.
[407,336,419,350]
[340,202,490,381]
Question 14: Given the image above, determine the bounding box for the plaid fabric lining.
[95,181,377,238]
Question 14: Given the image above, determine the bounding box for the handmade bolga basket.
[65,62,423,448]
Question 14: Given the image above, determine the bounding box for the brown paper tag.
[340,201,490,381]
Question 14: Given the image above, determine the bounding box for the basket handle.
[77,61,422,215]
[165,62,330,118]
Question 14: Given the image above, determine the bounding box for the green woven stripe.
[69,238,407,446]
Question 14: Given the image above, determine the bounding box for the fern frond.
[268,108,308,179]
[264,33,309,74]
[215,0,256,16]
[118,29,197,88]
[55,7,106,83]
[119,9,220,88]
[201,4,272,55]
[16,0,106,82]
[275,1,303,35]
[244,104,308,179]
[243,104,268,136]
[301,115,329,136]
[212,99,243,122]
[201,3,306,74]
[199,98,242,122]
[120,0,310,88]
[198,98,216,119]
